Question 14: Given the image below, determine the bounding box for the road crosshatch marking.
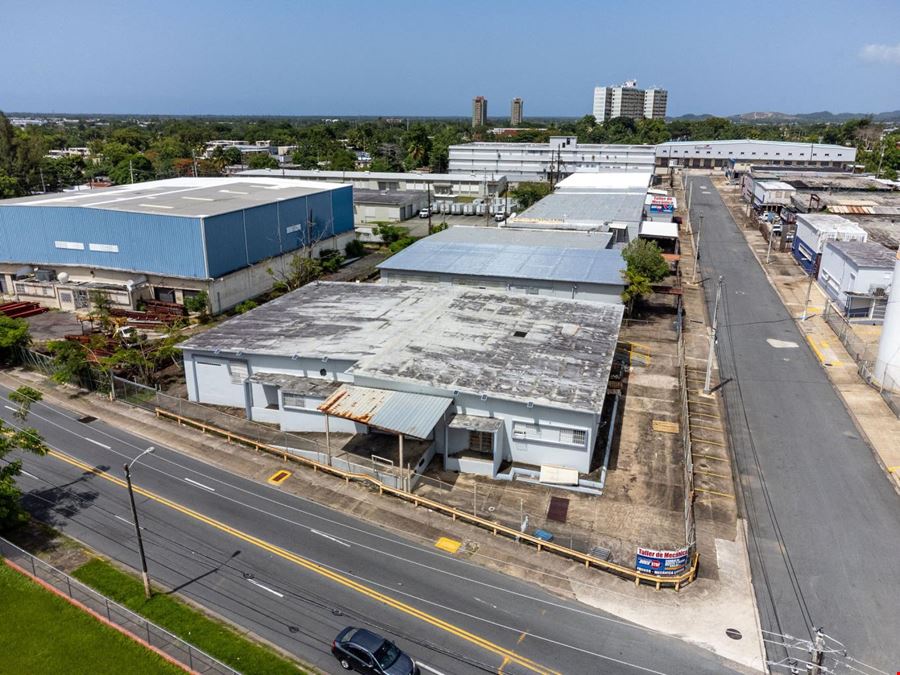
[267,469,292,485]
[45,449,559,675]
[434,537,462,554]
[652,420,680,434]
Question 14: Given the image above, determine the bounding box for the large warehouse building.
[655,140,857,170]
[180,282,624,480]
[449,136,656,182]
[377,226,624,303]
[0,177,355,314]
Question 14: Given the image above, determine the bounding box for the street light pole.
[765,229,774,264]
[801,269,815,321]
[703,276,724,395]
[124,447,154,599]
[691,213,704,284]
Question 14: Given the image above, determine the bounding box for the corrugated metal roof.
[247,372,340,398]
[640,221,679,239]
[378,229,624,286]
[825,240,897,268]
[318,384,451,439]
[511,191,646,228]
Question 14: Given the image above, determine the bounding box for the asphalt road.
[688,175,900,672]
[0,383,742,675]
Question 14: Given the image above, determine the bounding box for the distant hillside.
[672,110,900,124]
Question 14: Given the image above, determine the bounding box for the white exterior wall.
[818,247,894,310]
[656,140,857,166]
[875,253,900,385]
[379,269,624,304]
[449,140,656,182]
[795,217,867,254]
[752,183,795,206]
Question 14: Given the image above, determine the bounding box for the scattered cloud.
[859,43,900,65]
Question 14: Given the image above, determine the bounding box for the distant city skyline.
[1,0,898,117]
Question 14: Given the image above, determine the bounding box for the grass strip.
[73,558,305,675]
[0,562,184,675]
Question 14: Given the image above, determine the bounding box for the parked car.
[332,627,418,674]
[418,208,430,218]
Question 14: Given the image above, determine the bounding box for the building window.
[559,429,587,446]
[469,431,493,454]
[513,422,540,440]
[282,393,305,409]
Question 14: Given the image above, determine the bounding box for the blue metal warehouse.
[0,177,355,313]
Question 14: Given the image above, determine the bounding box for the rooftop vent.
[513,330,528,338]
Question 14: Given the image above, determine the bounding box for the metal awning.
[448,414,503,433]
[318,385,452,440]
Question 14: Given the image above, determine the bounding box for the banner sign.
[635,546,690,576]
[648,196,675,213]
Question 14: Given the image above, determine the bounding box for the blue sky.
[1,0,898,117]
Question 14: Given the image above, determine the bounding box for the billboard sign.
[648,195,675,213]
[635,546,690,576]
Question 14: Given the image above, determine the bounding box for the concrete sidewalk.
[1,367,765,672]
[713,177,900,493]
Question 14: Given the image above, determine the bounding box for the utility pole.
[129,159,135,184]
[124,447,154,599]
[39,167,46,193]
[808,629,825,675]
[191,150,199,178]
[691,213,703,284]
[766,228,774,264]
[427,183,432,235]
[687,181,693,211]
[703,276,723,395]
[801,268,815,320]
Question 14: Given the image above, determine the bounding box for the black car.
[331,627,418,674]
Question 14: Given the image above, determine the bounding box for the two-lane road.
[1,383,743,674]
[689,175,900,672]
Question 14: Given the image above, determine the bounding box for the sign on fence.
[635,546,690,577]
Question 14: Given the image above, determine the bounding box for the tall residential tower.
[592,81,667,123]
[472,96,488,127]
[511,97,523,126]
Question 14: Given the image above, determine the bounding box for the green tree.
[7,386,42,421]
[223,146,243,165]
[328,147,357,171]
[374,224,408,245]
[267,255,322,292]
[101,347,154,385]
[109,154,154,185]
[622,239,669,282]
[184,291,209,314]
[621,268,653,309]
[46,340,92,386]
[0,171,18,198]
[0,416,48,531]
[345,239,366,258]
[510,182,551,209]
[0,316,30,365]
[247,153,278,170]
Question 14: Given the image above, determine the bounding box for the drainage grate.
[725,628,742,640]
[77,415,97,424]
[546,496,569,523]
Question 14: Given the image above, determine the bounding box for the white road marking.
[85,438,112,450]
[767,338,799,349]
[310,529,350,547]
[4,405,18,412]
[115,515,133,526]
[246,578,284,598]
[19,469,38,480]
[416,663,447,675]
[184,477,215,492]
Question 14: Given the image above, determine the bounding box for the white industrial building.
[238,168,507,201]
[378,226,624,303]
[180,282,623,480]
[655,140,857,170]
[449,136,656,182]
[507,171,652,241]
[351,189,429,224]
[750,180,796,212]
[818,240,895,321]
[791,213,868,273]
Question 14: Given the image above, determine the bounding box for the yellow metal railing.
[155,408,700,590]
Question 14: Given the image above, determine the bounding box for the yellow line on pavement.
[806,335,836,365]
[47,449,558,675]
[694,488,735,499]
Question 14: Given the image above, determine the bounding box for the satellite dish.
[57,272,70,284]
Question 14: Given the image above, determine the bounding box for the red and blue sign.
[635,546,690,577]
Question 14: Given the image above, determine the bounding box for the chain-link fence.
[823,304,900,418]
[0,536,239,675]
[17,347,109,392]
[112,376,324,454]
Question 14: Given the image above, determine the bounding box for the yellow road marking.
[267,470,292,485]
[690,436,727,447]
[695,453,730,463]
[690,423,722,432]
[694,469,732,479]
[806,335,841,366]
[517,631,527,644]
[435,537,461,554]
[47,449,558,675]
[499,655,511,673]
[652,420,680,434]
[690,412,721,420]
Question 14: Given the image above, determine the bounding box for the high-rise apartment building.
[472,96,488,127]
[643,88,668,120]
[592,81,667,122]
[511,97,523,126]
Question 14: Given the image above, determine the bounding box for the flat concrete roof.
[353,189,423,207]
[555,172,653,191]
[181,281,623,413]
[826,240,897,269]
[0,177,345,218]
[510,190,646,230]
[378,226,623,285]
